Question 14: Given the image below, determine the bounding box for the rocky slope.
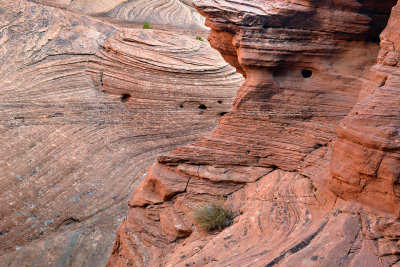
[0,1,242,266]
[107,0,400,266]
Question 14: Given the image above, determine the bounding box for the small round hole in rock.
[121,94,131,103]
[217,100,222,104]
[198,104,207,110]
[313,144,323,149]
[179,104,183,108]
[301,69,312,78]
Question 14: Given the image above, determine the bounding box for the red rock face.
[107,0,400,266]
[0,1,242,265]
[330,2,400,217]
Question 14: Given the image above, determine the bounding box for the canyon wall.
[0,1,242,265]
[108,0,400,266]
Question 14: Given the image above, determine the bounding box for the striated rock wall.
[330,2,400,217]
[108,0,400,266]
[32,0,205,27]
[0,0,242,265]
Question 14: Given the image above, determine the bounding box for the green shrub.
[195,36,204,41]
[143,21,153,29]
[192,198,235,232]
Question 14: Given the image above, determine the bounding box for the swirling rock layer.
[33,0,205,27]
[108,0,400,266]
[0,0,242,266]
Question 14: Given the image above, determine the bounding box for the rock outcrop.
[330,2,400,217]
[0,1,242,266]
[108,0,400,266]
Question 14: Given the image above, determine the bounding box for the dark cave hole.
[219,112,227,117]
[301,69,312,78]
[313,144,323,150]
[63,218,80,225]
[198,104,207,110]
[217,100,222,104]
[179,104,183,108]
[121,94,131,103]
[262,25,268,29]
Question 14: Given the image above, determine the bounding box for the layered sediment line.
[31,0,205,27]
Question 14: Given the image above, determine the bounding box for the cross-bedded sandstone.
[0,1,242,265]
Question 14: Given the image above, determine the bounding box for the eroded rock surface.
[0,0,242,265]
[330,2,400,217]
[108,0,400,266]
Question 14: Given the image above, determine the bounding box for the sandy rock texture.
[108,0,400,266]
[0,0,242,266]
[330,2,400,217]
[32,0,205,27]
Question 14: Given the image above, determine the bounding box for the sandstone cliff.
[107,0,400,266]
[0,1,242,265]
